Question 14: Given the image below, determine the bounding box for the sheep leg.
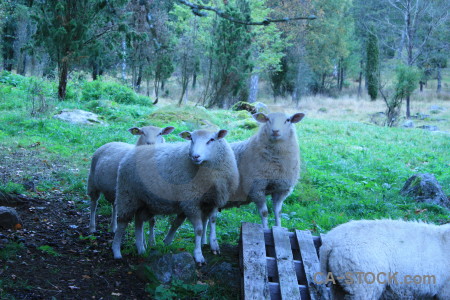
[272,191,289,227]
[112,221,128,259]
[88,190,100,233]
[134,210,146,255]
[201,215,209,245]
[109,202,118,232]
[252,191,269,229]
[163,213,186,245]
[148,216,156,246]
[208,208,220,254]
[187,216,206,265]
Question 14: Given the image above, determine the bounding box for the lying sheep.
[320,219,450,300]
[163,112,305,252]
[87,125,174,233]
[112,129,239,264]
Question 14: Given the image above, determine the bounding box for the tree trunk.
[121,38,127,82]
[357,61,363,99]
[419,81,424,92]
[248,72,259,103]
[92,62,99,80]
[406,95,411,119]
[339,59,344,92]
[58,60,69,100]
[436,66,442,94]
[135,64,143,93]
[192,72,197,89]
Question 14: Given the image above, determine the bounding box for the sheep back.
[320,219,450,299]
[87,142,133,203]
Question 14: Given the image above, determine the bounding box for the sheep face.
[253,112,305,141]
[129,126,175,146]
[180,129,228,165]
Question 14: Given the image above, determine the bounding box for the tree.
[206,1,252,108]
[380,64,420,126]
[32,0,125,100]
[366,31,379,100]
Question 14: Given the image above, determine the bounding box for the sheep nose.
[272,130,280,136]
[192,154,200,159]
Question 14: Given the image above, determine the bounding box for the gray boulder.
[137,252,197,284]
[0,206,22,229]
[402,120,414,128]
[400,173,449,209]
[53,109,105,125]
[254,102,269,114]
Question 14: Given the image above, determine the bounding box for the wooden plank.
[267,257,307,284]
[269,283,310,300]
[265,230,322,251]
[272,226,301,300]
[296,230,330,300]
[241,223,270,300]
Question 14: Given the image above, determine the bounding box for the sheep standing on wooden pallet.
[320,219,450,300]
[112,129,239,264]
[87,125,175,233]
[163,112,305,253]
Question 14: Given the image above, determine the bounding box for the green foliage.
[81,80,152,105]
[394,64,421,100]
[0,242,24,260]
[151,280,208,300]
[366,31,379,101]
[37,245,60,257]
[0,182,26,194]
[0,71,24,87]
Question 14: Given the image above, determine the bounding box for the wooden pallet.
[240,223,330,300]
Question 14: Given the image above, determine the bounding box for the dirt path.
[1,197,149,299]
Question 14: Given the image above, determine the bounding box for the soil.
[0,196,151,299]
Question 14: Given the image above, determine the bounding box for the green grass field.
[1,71,449,251]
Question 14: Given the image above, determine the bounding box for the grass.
[0,72,449,296]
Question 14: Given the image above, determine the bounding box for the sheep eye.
[285,118,290,123]
[207,138,215,144]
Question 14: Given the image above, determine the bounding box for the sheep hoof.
[212,250,220,255]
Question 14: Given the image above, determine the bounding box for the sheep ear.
[289,113,305,124]
[179,131,192,140]
[128,127,144,135]
[216,129,228,140]
[161,126,175,135]
[253,113,269,123]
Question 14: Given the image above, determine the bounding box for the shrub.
[81,80,152,106]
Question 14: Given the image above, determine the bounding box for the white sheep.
[320,219,450,300]
[163,112,305,253]
[112,129,239,264]
[87,125,174,233]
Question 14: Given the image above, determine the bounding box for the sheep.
[87,125,175,233]
[319,219,450,300]
[163,112,305,252]
[112,129,239,265]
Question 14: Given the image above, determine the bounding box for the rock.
[369,112,386,126]
[418,125,439,131]
[402,120,414,128]
[400,174,449,209]
[412,113,430,120]
[137,252,197,285]
[207,261,240,291]
[0,206,22,229]
[254,102,269,114]
[53,109,105,125]
[231,101,257,114]
[429,105,445,113]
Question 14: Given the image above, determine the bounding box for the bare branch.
[176,0,316,26]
